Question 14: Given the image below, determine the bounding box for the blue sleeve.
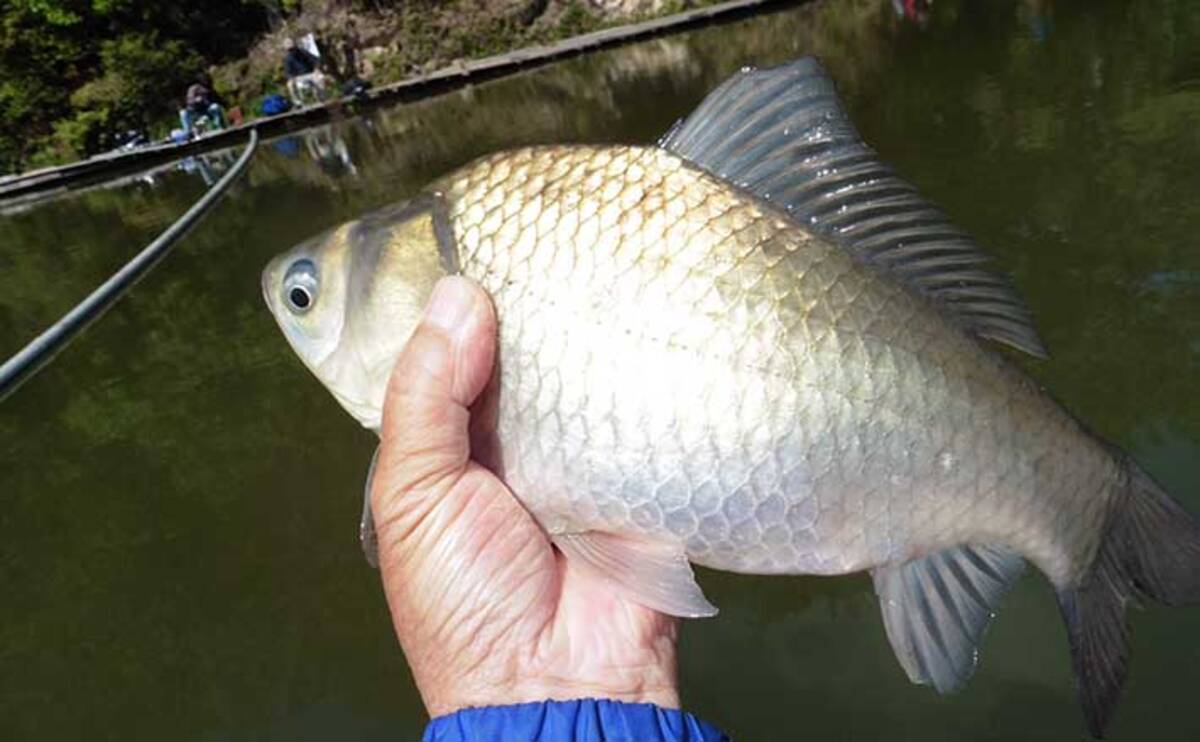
[422,698,729,741]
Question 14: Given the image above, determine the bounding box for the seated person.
[283,37,329,104]
[179,83,226,137]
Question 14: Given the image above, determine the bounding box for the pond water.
[3,0,1199,739]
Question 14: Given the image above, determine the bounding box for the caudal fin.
[1057,459,1200,737]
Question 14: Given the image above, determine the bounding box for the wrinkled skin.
[372,276,678,715]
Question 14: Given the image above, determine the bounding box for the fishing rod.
[0,129,259,402]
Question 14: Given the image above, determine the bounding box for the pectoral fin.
[360,445,380,569]
[872,544,1025,693]
[553,531,718,618]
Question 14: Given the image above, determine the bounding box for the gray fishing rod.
[0,129,259,402]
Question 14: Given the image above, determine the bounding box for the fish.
[262,58,1200,737]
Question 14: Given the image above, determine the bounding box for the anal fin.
[872,544,1025,693]
[553,531,717,618]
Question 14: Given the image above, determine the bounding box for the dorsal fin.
[660,58,1047,358]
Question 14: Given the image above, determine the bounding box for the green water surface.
[2,0,1199,739]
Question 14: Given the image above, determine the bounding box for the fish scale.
[264,59,1200,737]
[435,143,1090,578]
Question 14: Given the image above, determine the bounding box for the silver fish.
[263,58,1200,737]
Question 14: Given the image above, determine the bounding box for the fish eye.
[282,259,318,315]
[288,286,312,310]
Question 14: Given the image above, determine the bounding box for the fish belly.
[442,145,1116,583]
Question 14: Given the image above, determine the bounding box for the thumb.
[371,276,496,538]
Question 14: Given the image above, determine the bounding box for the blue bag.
[259,94,292,116]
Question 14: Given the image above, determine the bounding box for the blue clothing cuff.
[422,698,729,741]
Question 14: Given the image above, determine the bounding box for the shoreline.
[0,0,799,204]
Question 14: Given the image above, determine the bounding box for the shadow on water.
[2,0,1200,739]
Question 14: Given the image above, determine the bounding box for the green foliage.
[555,1,593,37]
[42,109,107,164]
[58,33,205,154]
[0,0,268,172]
[11,0,83,27]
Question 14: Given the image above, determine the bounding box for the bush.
[0,1,269,171]
[44,109,109,163]
[59,33,205,155]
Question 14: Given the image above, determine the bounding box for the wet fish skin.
[428,143,1115,581]
[262,142,1120,584]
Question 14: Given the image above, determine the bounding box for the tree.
[0,0,269,171]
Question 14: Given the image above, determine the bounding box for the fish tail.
[1056,456,1200,738]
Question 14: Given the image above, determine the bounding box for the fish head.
[262,199,449,431]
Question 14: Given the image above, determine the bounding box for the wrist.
[416,639,680,717]
[421,671,680,718]
[502,671,680,712]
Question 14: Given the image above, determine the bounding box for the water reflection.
[891,0,934,27]
[270,125,359,179]
[1020,0,1054,41]
[1,0,1199,739]
[178,151,240,188]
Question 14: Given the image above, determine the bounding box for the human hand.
[369,276,680,717]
